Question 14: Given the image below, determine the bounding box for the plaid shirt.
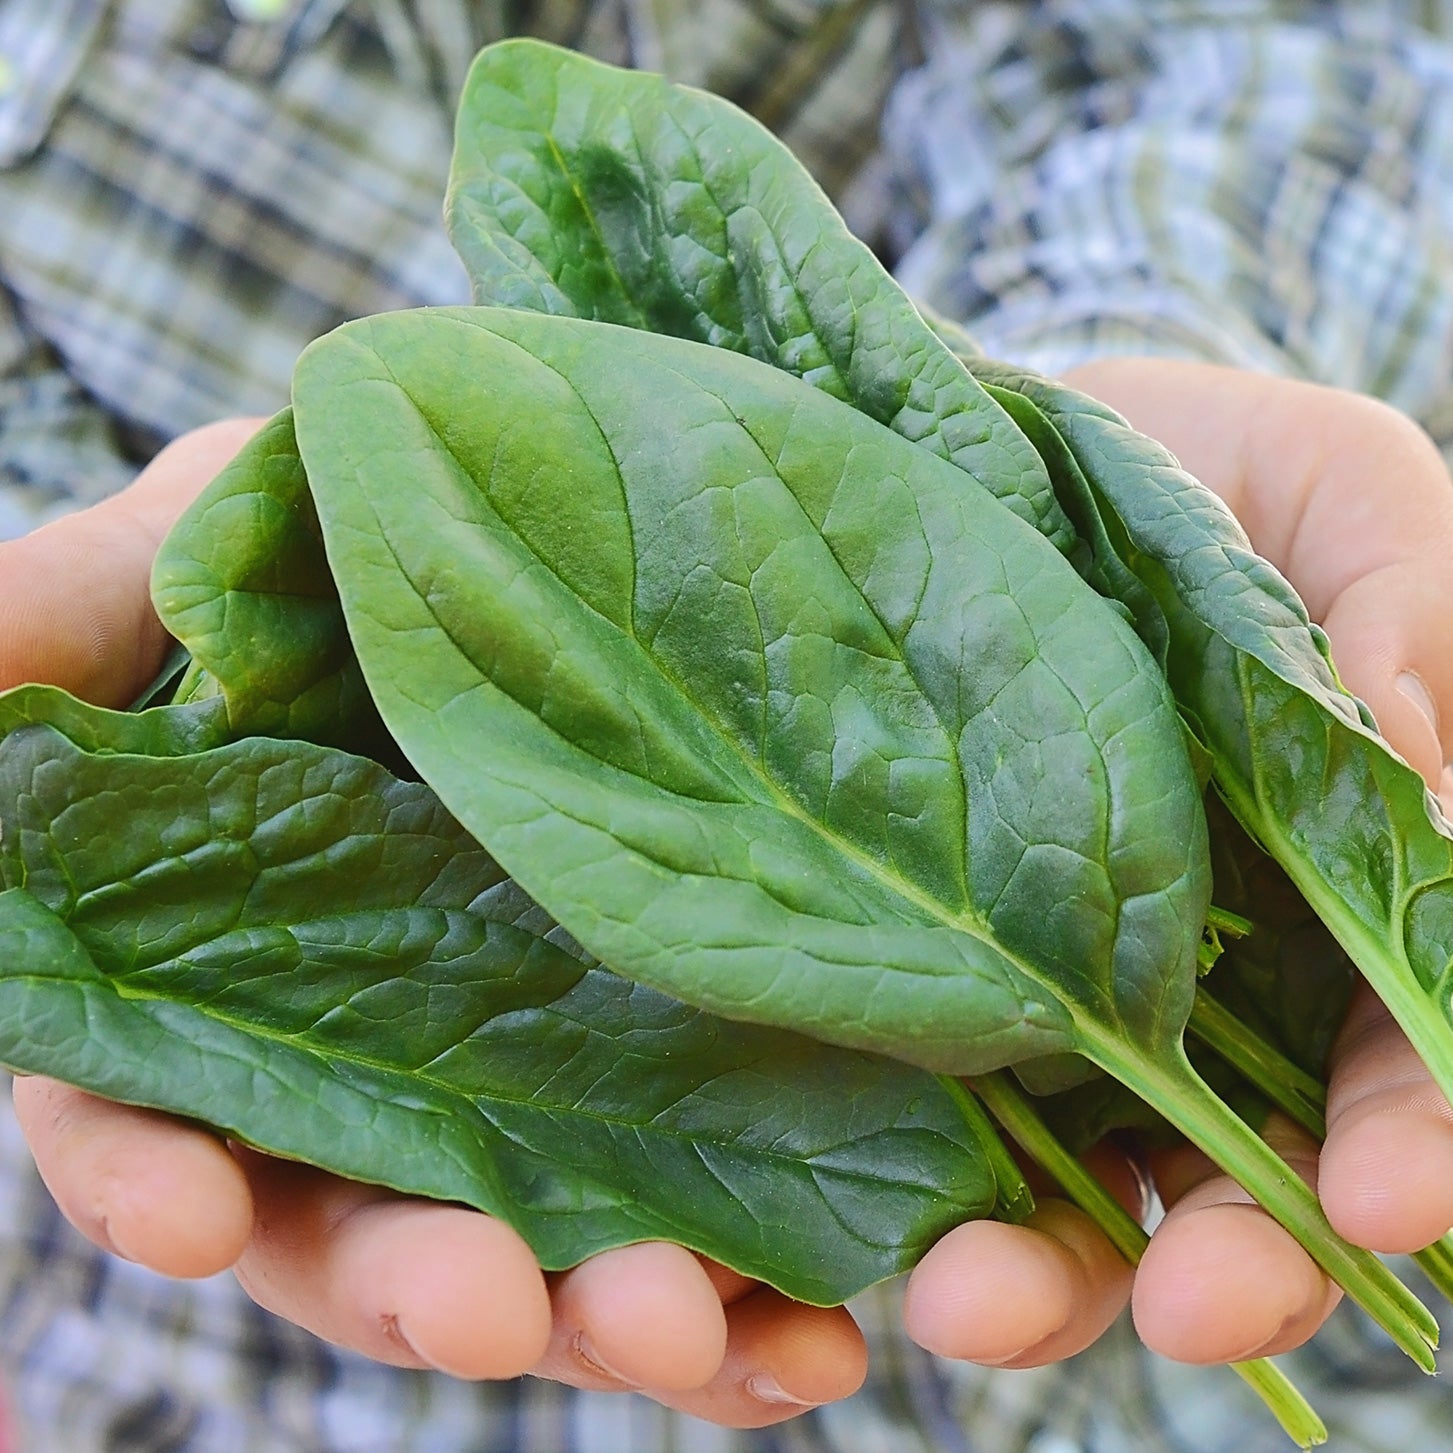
[2,1,1453,1450]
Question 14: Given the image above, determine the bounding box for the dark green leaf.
[290,306,1443,1360]
[970,361,1453,1111]
[295,305,1209,1077]
[0,715,995,1304]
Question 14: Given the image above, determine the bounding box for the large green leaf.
[444,38,1076,554]
[295,305,1208,1076]
[969,360,1453,1114]
[0,713,996,1304]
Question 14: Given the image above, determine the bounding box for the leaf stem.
[1412,1233,1453,1308]
[1188,988,1326,1137]
[1218,778,1453,1204]
[1227,1361,1329,1450]
[1205,905,1254,939]
[969,1070,1327,1449]
[1081,1035,1439,1370]
[968,1072,1140,1262]
[935,1074,1035,1225]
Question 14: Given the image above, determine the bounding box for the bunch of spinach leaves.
[2,37,1452,1447]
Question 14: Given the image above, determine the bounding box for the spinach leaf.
[0,713,996,1304]
[975,379,1168,669]
[296,305,1205,1074]
[969,360,1453,1120]
[444,38,1076,554]
[149,410,387,756]
[0,683,227,757]
[292,304,1436,1361]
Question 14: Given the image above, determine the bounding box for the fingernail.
[1396,670,1440,735]
[977,1346,1032,1368]
[572,1332,637,1388]
[746,1372,818,1408]
[380,1313,427,1364]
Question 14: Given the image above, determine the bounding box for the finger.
[536,1248,863,1422]
[902,1200,1133,1368]
[647,1288,867,1428]
[1319,980,1453,1253]
[532,1242,729,1392]
[229,1149,551,1379]
[11,1075,253,1278]
[0,417,265,704]
[1135,1119,1340,1363]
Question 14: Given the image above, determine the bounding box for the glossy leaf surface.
[291,307,1447,1362]
[0,711,996,1304]
[295,304,1209,1076]
[973,359,1453,1105]
[445,38,1074,552]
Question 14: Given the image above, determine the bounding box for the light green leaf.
[150,410,387,755]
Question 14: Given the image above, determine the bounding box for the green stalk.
[971,1070,1327,1449]
[1412,1235,1453,1304]
[1205,905,1255,940]
[1188,988,1327,1138]
[1199,904,1256,970]
[1189,985,1453,1308]
[936,1073,1036,1225]
[1080,1033,1439,1370]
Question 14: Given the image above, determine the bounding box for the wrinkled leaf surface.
[150,410,384,754]
[445,38,1074,551]
[0,712,996,1304]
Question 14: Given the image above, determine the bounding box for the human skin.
[4,359,1453,1422]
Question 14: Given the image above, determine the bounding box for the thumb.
[0,418,266,706]
[1061,358,1453,799]
[1319,561,1453,806]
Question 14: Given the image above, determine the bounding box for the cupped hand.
[905,360,1453,1370]
[1,419,864,1428]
